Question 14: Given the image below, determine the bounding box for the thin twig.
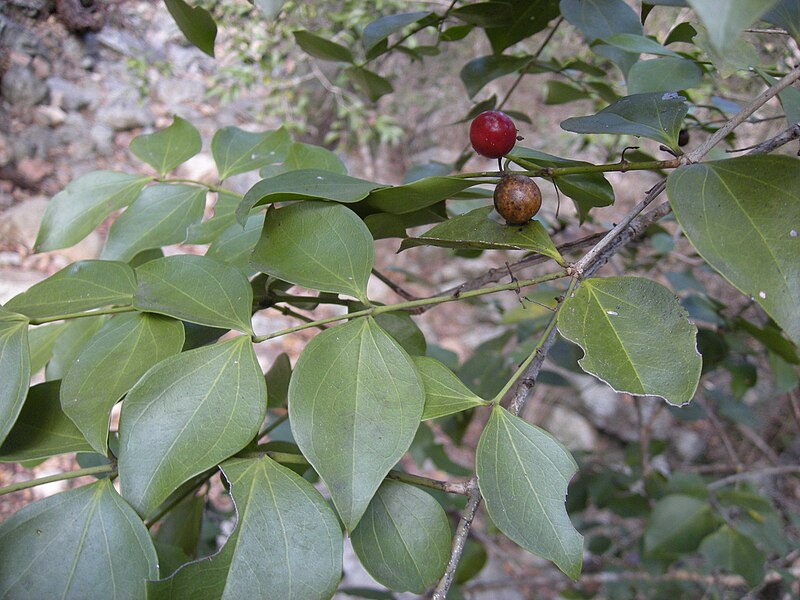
[0,465,116,496]
[707,465,800,491]
[744,122,800,155]
[371,268,419,301]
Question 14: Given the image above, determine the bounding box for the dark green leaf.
[101,184,207,262]
[763,0,800,41]
[164,0,217,57]
[757,69,800,127]
[664,22,697,45]
[205,214,264,272]
[545,80,590,104]
[134,255,254,334]
[351,480,450,593]
[735,318,799,364]
[27,321,67,373]
[644,494,721,558]
[45,317,105,380]
[687,0,779,53]
[119,336,267,517]
[700,525,766,587]
[400,206,564,264]
[460,54,532,97]
[265,352,292,409]
[558,277,701,405]
[667,156,800,345]
[452,2,515,27]
[5,260,136,319]
[293,30,354,62]
[0,381,91,461]
[130,116,202,177]
[561,92,689,150]
[289,318,424,530]
[365,204,447,239]
[604,33,682,57]
[34,171,151,252]
[453,538,488,584]
[373,311,426,355]
[345,67,394,102]
[362,12,432,53]
[363,177,477,215]
[250,201,374,302]
[212,126,290,180]
[413,356,487,420]
[0,479,158,598]
[61,313,185,454]
[476,405,582,579]
[627,57,704,94]
[0,308,30,446]
[186,191,242,244]
[485,0,561,53]
[153,494,204,560]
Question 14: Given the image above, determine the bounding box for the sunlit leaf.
[130,116,202,176]
[212,126,291,180]
[164,0,217,56]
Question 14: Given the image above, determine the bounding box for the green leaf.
[211,126,291,180]
[101,184,207,262]
[250,201,374,302]
[362,12,432,53]
[345,67,394,102]
[0,381,92,461]
[561,92,689,150]
[627,57,704,94]
[119,336,267,517]
[400,206,564,264]
[153,494,203,560]
[476,405,582,579]
[460,54,532,97]
[545,80,590,105]
[667,156,800,346]
[205,214,264,271]
[558,276,701,405]
[373,311,426,356]
[763,0,800,41]
[604,33,682,57]
[238,169,382,223]
[757,69,800,127]
[61,313,185,454]
[293,30,354,62]
[130,116,202,177]
[700,526,766,587]
[363,177,477,215]
[265,352,292,409]
[5,260,136,320]
[693,24,760,79]
[0,308,30,446]
[147,456,342,599]
[508,148,614,222]
[164,0,217,57]
[664,21,698,45]
[45,317,105,380]
[28,321,67,373]
[186,191,242,244]
[351,480,450,593]
[365,204,447,239]
[485,0,561,54]
[289,318,424,530]
[0,479,158,598]
[413,356,486,420]
[34,171,151,252]
[260,142,347,177]
[134,255,254,334]
[644,494,720,558]
[687,0,778,53]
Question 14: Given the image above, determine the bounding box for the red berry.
[469,111,517,159]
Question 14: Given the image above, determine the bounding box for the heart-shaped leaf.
[61,313,185,454]
[413,356,487,420]
[476,405,583,579]
[164,0,217,56]
[119,336,267,517]
[134,255,254,334]
[667,156,800,346]
[212,126,291,180]
[0,308,32,446]
[0,479,158,598]
[558,276,701,405]
[289,317,424,530]
[130,116,202,177]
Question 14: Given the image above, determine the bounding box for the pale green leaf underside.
[413,356,487,420]
[212,126,290,180]
[0,315,32,446]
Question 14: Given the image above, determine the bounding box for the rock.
[155,77,206,110]
[673,429,706,462]
[1,65,49,107]
[55,113,89,145]
[176,153,217,182]
[97,99,153,131]
[15,157,52,182]
[0,197,49,245]
[89,123,114,153]
[46,76,99,111]
[0,134,11,167]
[10,125,54,161]
[542,405,598,451]
[0,268,45,304]
[35,104,67,126]
[7,0,52,14]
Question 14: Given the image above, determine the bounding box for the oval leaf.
[362,11,432,53]
[212,126,291,180]
[250,201,374,302]
[476,405,583,579]
[61,313,185,454]
[101,184,207,262]
[118,336,267,517]
[148,456,342,600]
[699,525,766,588]
[288,318,424,530]
[363,176,478,215]
[460,54,532,98]
[134,255,254,334]
[667,156,800,346]
[344,66,394,102]
[400,206,564,264]
[557,276,701,405]
[413,356,487,420]
[130,116,202,176]
[34,171,151,252]
[627,57,704,95]
[0,308,31,445]
[0,380,91,462]
[164,0,216,56]
[293,30,354,63]
[351,480,451,593]
[260,142,347,177]
[5,260,136,320]
[0,479,158,598]
[644,494,721,558]
[687,0,778,54]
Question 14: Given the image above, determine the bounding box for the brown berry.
[493,174,541,225]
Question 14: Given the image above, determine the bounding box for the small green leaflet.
[5,260,136,319]
[400,206,564,264]
[147,456,342,600]
[61,313,185,454]
[561,92,689,150]
[351,480,451,593]
[288,317,424,531]
[250,201,374,302]
[558,276,701,406]
[164,0,217,57]
[0,479,158,599]
[101,184,207,262]
[372,310,426,356]
[644,494,721,558]
[130,116,202,177]
[700,525,766,587]
[0,380,92,462]
[211,126,291,180]
[34,171,151,252]
[412,356,486,420]
[118,336,267,517]
[134,255,254,334]
[0,308,32,446]
[667,156,800,346]
[476,405,583,579]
